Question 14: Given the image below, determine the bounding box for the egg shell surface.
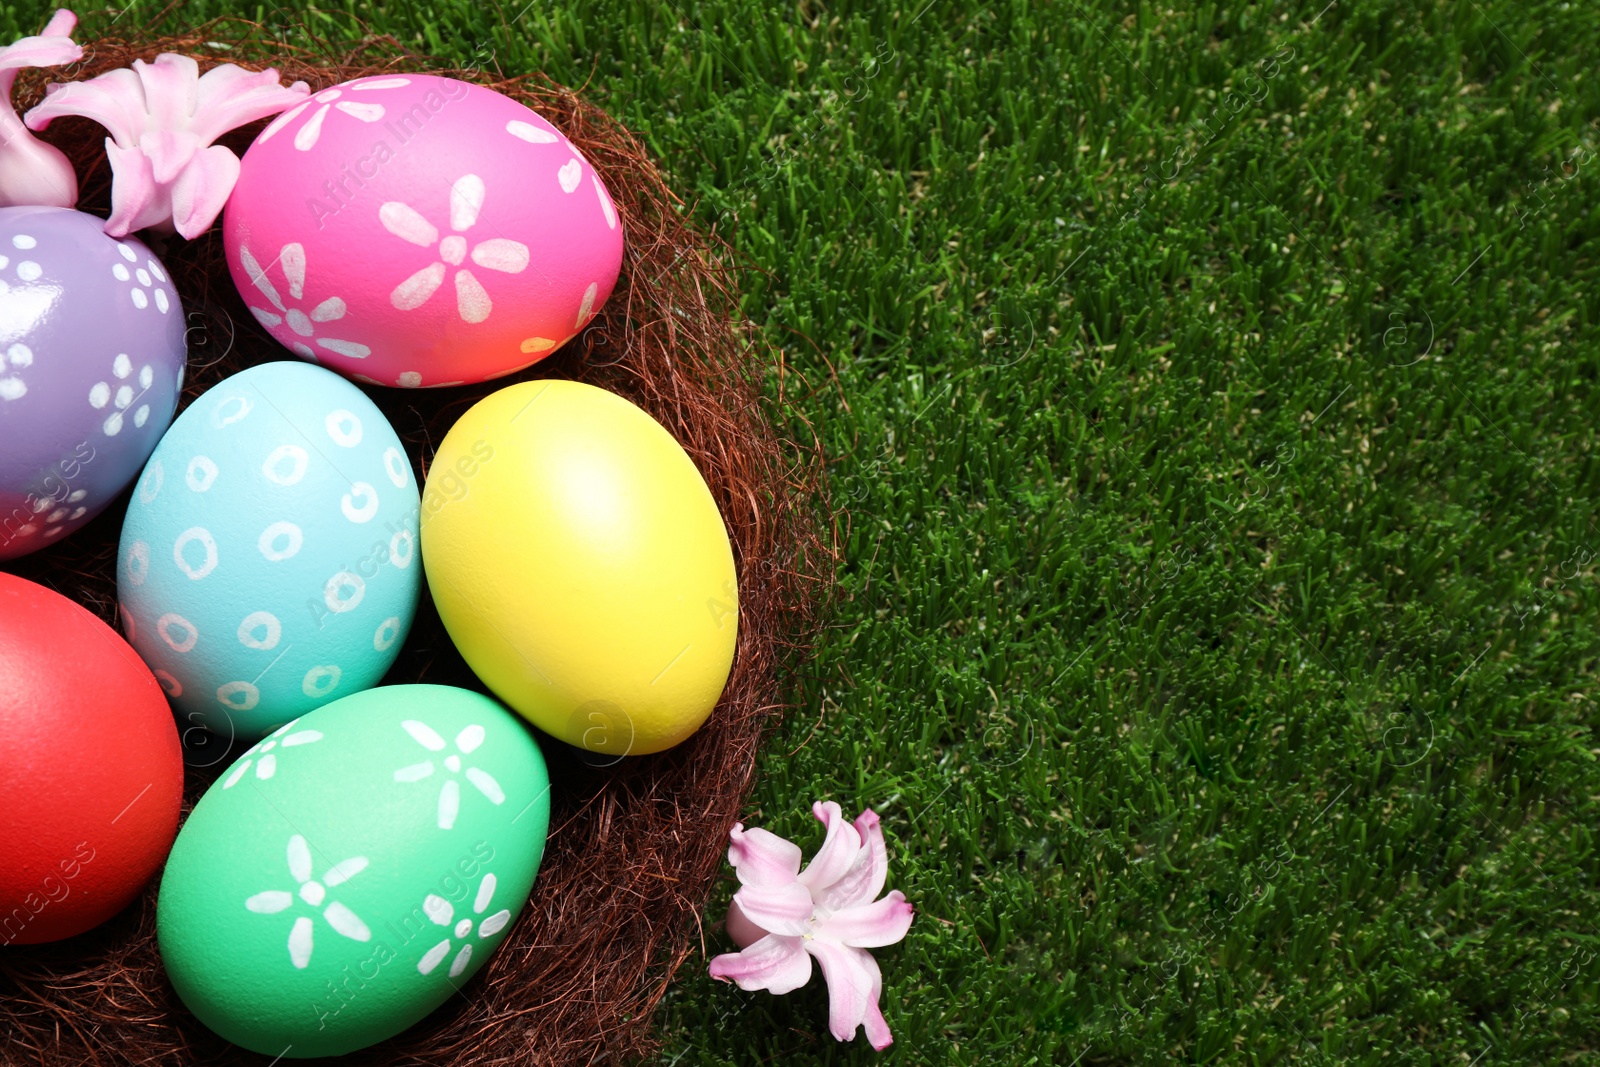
[157,684,550,1058]
[420,380,738,755]
[117,361,421,740]
[223,74,623,389]
[0,206,185,560]
[0,572,182,944]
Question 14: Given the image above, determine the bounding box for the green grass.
[9,0,1600,1062]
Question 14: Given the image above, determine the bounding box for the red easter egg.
[0,572,182,945]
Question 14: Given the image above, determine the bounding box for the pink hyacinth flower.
[708,801,913,1050]
[0,9,83,209]
[26,52,308,238]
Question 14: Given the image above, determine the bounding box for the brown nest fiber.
[0,22,831,1067]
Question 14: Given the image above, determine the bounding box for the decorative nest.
[0,23,831,1067]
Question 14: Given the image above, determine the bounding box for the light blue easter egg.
[117,362,421,740]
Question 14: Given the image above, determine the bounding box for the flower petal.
[423,894,453,926]
[728,823,802,887]
[131,55,200,138]
[812,808,889,911]
[245,890,292,914]
[281,242,306,299]
[725,897,766,949]
[820,890,913,948]
[730,882,813,938]
[478,909,511,937]
[803,938,884,1046]
[449,173,484,231]
[137,128,200,185]
[189,60,309,146]
[102,140,166,238]
[323,856,368,887]
[379,202,439,247]
[393,760,435,782]
[0,23,82,75]
[438,777,460,830]
[287,834,311,883]
[456,724,485,753]
[239,244,284,311]
[470,238,528,274]
[169,143,240,239]
[26,69,146,144]
[474,873,496,913]
[708,933,812,995]
[391,262,445,310]
[796,801,861,893]
[402,719,447,750]
[0,130,78,208]
[418,939,450,975]
[455,269,491,323]
[323,901,371,941]
[309,296,345,322]
[288,915,314,968]
[448,942,473,977]
[465,766,504,804]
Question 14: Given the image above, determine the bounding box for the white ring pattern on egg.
[120,366,422,739]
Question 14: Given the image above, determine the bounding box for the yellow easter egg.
[420,380,738,755]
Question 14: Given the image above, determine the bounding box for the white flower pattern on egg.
[378,174,530,324]
[416,871,513,979]
[245,834,371,969]
[223,719,324,788]
[238,242,373,360]
[256,79,410,152]
[392,720,505,830]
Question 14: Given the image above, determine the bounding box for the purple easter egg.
[0,207,186,560]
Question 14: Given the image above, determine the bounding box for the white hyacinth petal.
[323,901,371,941]
[391,263,445,310]
[281,243,306,299]
[450,174,486,231]
[394,760,435,782]
[323,856,368,887]
[288,916,314,968]
[379,202,440,247]
[287,835,312,883]
[456,724,485,754]
[418,939,451,975]
[245,890,292,914]
[465,766,505,805]
[438,779,460,830]
[478,909,511,937]
[403,720,447,750]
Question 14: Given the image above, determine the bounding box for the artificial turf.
[6,0,1598,1063]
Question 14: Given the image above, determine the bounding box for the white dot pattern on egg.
[117,362,421,739]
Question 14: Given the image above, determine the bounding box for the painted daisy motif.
[416,871,513,978]
[379,174,529,324]
[393,720,505,830]
[223,719,323,788]
[256,78,411,152]
[238,241,372,360]
[245,834,370,969]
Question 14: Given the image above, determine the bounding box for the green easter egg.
[157,684,551,1058]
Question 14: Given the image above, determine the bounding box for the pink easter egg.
[222,75,623,388]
